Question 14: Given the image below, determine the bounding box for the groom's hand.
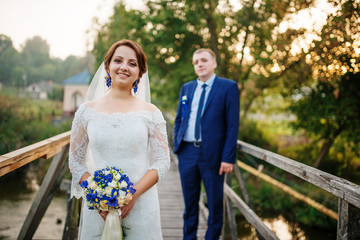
[219,162,233,175]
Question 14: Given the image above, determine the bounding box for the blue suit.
[174,76,240,240]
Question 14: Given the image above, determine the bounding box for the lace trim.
[83,105,164,124]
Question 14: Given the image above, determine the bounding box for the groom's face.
[193,51,217,82]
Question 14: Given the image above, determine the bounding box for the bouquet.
[80,166,136,240]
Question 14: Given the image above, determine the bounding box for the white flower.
[120,180,128,188]
[89,181,97,190]
[105,186,112,196]
[118,191,126,198]
[96,186,104,195]
[114,174,121,180]
[108,180,117,188]
[104,170,110,175]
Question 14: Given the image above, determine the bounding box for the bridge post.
[234,162,265,240]
[61,179,81,240]
[17,145,69,240]
[337,199,360,240]
[223,173,238,240]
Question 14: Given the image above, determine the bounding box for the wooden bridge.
[0,130,359,239]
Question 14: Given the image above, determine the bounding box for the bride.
[68,39,170,239]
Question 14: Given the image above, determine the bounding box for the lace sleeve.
[148,109,171,181]
[69,104,89,198]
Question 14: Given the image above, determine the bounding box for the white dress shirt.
[183,74,216,142]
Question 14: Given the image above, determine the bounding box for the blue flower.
[94,171,102,182]
[111,189,119,198]
[86,190,98,203]
[106,173,113,182]
[106,195,119,208]
[80,180,88,188]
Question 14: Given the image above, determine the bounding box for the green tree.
[284,0,360,167]
[289,71,360,168]
[20,36,52,85]
[0,96,24,154]
[54,53,95,83]
[0,34,20,86]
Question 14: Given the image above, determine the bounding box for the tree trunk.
[313,140,333,168]
[314,128,343,168]
[204,3,222,74]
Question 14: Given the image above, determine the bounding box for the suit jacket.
[174,76,240,168]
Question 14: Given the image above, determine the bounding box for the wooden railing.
[0,131,71,177]
[0,131,74,240]
[217,140,360,240]
[1,130,360,239]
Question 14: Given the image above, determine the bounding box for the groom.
[174,48,240,240]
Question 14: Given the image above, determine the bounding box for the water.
[236,215,335,240]
[0,166,67,240]
[0,193,66,240]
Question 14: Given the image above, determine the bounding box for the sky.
[0,0,143,59]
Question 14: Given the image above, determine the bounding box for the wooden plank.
[17,145,69,240]
[337,199,349,240]
[237,160,338,220]
[337,199,360,240]
[158,156,207,240]
[224,184,279,240]
[238,140,360,209]
[0,131,71,177]
[61,179,81,240]
[224,174,237,240]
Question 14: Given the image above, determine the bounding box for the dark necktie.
[195,84,207,141]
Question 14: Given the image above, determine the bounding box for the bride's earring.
[106,73,111,88]
[133,79,139,93]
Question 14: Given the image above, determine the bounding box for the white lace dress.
[68,104,170,240]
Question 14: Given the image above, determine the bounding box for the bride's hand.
[120,198,136,219]
[98,210,108,221]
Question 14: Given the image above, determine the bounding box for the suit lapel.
[184,81,198,120]
[203,76,220,115]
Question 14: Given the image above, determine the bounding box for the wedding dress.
[68,103,170,240]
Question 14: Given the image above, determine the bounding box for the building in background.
[62,69,91,117]
[25,80,55,100]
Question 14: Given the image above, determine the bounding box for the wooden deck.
[158,160,207,239]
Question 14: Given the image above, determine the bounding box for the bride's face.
[109,46,140,88]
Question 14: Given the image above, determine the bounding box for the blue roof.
[63,69,91,85]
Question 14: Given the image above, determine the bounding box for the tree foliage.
[289,71,360,167]
[284,0,360,167]
[0,96,71,155]
[0,34,20,86]
[92,0,315,110]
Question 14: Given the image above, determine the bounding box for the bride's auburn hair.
[104,39,147,79]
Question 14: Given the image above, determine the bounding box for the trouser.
[177,141,225,240]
